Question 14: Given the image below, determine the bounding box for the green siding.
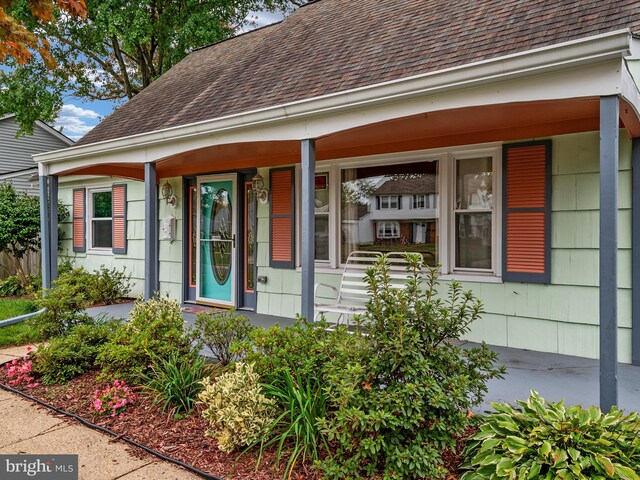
[58,176,184,300]
[157,177,184,299]
[59,130,634,362]
[58,178,147,297]
[255,131,634,363]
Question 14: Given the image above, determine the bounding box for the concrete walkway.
[0,387,199,480]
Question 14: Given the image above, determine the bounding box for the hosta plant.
[461,391,640,480]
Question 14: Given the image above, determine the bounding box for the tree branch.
[111,36,137,99]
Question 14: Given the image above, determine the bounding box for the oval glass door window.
[209,189,232,284]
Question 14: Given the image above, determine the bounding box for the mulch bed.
[0,366,470,479]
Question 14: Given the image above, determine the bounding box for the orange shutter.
[72,188,86,252]
[270,167,295,268]
[112,184,127,254]
[502,141,551,283]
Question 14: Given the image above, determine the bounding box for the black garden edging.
[0,381,224,480]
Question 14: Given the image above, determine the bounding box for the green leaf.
[593,455,615,476]
[615,465,640,480]
[539,441,552,457]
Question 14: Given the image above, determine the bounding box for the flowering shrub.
[5,347,39,388]
[91,380,137,417]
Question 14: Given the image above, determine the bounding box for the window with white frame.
[89,189,113,249]
[412,194,428,209]
[314,173,330,262]
[296,146,499,276]
[377,221,400,238]
[378,195,399,209]
[454,156,493,270]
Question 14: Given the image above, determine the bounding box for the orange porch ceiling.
[58,97,634,179]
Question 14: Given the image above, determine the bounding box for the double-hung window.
[377,221,400,238]
[89,189,113,250]
[453,156,493,271]
[412,194,427,209]
[314,173,330,262]
[378,195,399,209]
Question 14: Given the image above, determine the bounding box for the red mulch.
[0,366,469,479]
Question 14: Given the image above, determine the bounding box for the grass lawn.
[0,298,40,348]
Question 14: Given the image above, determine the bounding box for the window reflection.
[341,161,439,265]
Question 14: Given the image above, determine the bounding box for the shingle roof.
[375,175,438,195]
[77,0,640,146]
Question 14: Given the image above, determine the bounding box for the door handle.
[232,234,236,249]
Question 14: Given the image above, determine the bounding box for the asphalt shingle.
[77,0,640,146]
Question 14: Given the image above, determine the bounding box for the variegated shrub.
[198,362,275,452]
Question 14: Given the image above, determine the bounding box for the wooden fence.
[0,250,41,280]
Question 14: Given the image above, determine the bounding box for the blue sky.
[56,9,285,141]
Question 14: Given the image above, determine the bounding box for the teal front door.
[197,175,237,306]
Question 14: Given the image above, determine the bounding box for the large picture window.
[89,190,113,249]
[341,161,439,265]
[295,146,500,277]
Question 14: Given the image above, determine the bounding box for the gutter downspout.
[0,308,46,328]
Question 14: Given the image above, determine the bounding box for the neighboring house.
[33,0,640,380]
[0,115,73,195]
[369,176,438,245]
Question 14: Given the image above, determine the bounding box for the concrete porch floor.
[87,302,640,413]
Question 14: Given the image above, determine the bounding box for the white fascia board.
[34,121,75,146]
[44,60,623,175]
[621,60,640,117]
[35,29,633,169]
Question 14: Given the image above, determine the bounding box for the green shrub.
[0,275,26,296]
[141,352,211,415]
[96,295,192,383]
[256,370,329,478]
[191,308,255,365]
[461,391,640,480]
[32,319,119,384]
[30,268,94,338]
[29,265,132,338]
[318,253,505,479]
[89,266,132,305]
[198,362,275,453]
[232,318,360,387]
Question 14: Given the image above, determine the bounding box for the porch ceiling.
[58,97,632,179]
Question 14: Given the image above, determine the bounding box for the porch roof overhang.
[34,29,640,178]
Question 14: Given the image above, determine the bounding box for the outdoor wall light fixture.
[251,173,269,204]
[162,181,178,207]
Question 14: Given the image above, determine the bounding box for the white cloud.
[55,104,101,140]
[239,10,285,32]
[59,104,100,119]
